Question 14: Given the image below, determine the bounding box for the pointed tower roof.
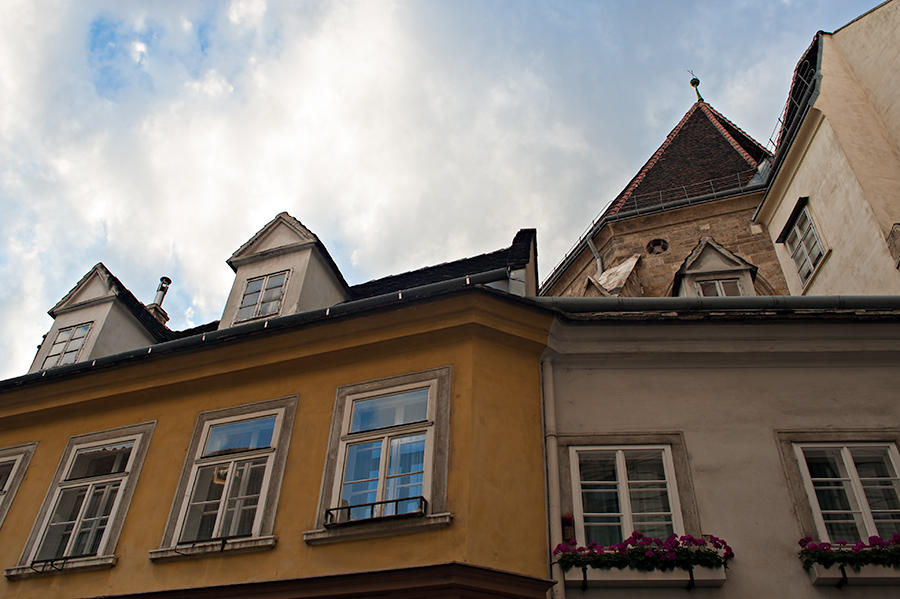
[603,101,771,218]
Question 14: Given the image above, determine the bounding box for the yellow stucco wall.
[0,292,552,598]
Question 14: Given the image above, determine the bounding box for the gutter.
[530,295,900,313]
[0,268,513,393]
[541,183,767,294]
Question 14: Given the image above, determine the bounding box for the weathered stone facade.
[546,192,789,297]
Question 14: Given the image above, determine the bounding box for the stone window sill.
[808,563,900,586]
[303,512,452,545]
[148,535,276,562]
[5,555,117,580]
[564,565,726,588]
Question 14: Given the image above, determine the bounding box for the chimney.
[146,276,172,325]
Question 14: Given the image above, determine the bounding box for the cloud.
[0,0,881,378]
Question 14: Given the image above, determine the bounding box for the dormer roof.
[604,102,771,219]
[671,237,758,295]
[50,263,174,342]
[226,211,349,290]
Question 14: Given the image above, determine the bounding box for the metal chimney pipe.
[153,276,172,306]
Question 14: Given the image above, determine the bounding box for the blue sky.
[0,0,883,378]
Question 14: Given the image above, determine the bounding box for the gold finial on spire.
[688,70,704,102]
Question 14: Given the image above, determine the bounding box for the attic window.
[41,323,91,369]
[235,271,288,322]
[646,239,669,255]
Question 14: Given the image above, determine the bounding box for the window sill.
[564,565,726,588]
[148,535,277,562]
[5,555,117,580]
[303,512,452,545]
[808,563,900,586]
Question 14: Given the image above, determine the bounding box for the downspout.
[586,239,603,277]
[542,356,566,598]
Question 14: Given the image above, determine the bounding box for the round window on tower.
[646,238,669,255]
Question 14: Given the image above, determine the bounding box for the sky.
[0,0,883,379]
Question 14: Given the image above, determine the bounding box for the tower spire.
[689,71,704,102]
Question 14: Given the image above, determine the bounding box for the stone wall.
[546,192,788,297]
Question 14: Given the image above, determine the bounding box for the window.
[795,443,900,543]
[150,396,296,561]
[235,272,288,322]
[41,322,91,369]
[305,367,452,545]
[782,205,825,285]
[0,442,37,529]
[696,279,742,297]
[5,423,153,579]
[570,445,683,546]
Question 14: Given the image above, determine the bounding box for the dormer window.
[42,323,92,369]
[235,272,288,323]
[696,279,742,297]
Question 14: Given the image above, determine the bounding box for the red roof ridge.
[697,103,762,168]
[606,101,705,216]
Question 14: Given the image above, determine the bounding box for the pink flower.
[798,536,813,548]
[664,551,676,560]
[852,541,865,552]
[644,550,655,557]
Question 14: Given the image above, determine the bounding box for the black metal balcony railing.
[175,532,252,552]
[324,496,427,528]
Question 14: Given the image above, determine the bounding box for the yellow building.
[0,214,553,598]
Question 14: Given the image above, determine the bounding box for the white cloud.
[0,0,881,379]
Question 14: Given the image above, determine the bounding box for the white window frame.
[234,270,290,323]
[569,445,684,547]
[150,396,297,561]
[5,423,154,580]
[695,278,742,297]
[784,206,825,285]
[0,442,37,529]
[329,381,437,523]
[305,367,452,545]
[41,322,93,369]
[794,442,900,543]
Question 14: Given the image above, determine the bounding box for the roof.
[349,229,535,299]
[52,263,217,343]
[604,101,771,218]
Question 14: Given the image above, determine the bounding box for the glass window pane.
[852,447,895,478]
[239,291,260,309]
[72,325,90,339]
[698,281,719,297]
[257,301,280,316]
[584,515,622,546]
[266,273,286,289]
[203,416,275,457]
[235,305,257,321]
[721,280,741,296]
[0,460,13,490]
[387,435,425,477]
[48,342,67,357]
[68,441,134,479]
[583,489,619,514]
[261,287,283,303]
[70,482,120,556]
[59,351,78,365]
[344,442,381,483]
[804,448,846,478]
[180,464,228,542]
[625,450,665,481]
[35,487,87,560]
[629,486,671,513]
[350,388,428,433]
[55,328,74,342]
[579,451,617,482]
[245,279,264,294]
[220,458,266,537]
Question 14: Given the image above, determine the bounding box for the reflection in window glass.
[235,272,288,322]
[42,323,91,369]
[203,416,275,457]
[351,388,428,433]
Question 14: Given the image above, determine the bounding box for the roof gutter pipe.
[531,295,900,313]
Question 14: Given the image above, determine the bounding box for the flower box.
[808,563,900,587]
[564,564,726,588]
